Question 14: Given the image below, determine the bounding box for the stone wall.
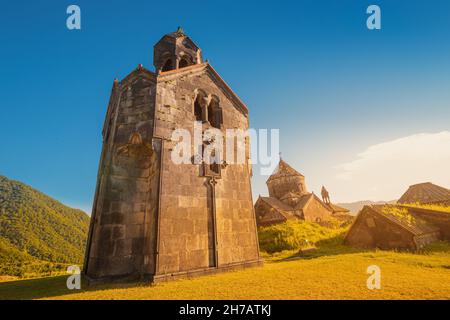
[254,199,287,226]
[86,71,159,278]
[153,66,259,274]
[406,206,450,240]
[267,175,307,199]
[302,196,334,223]
[345,208,416,250]
[86,64,261,281]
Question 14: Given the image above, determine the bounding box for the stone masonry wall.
[345,209,415,250]
[87,72,159,278]
[153,67,259,274]
[303,196,335,223]
[268,176,306,199]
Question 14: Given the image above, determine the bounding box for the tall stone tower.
[84,28,262,282]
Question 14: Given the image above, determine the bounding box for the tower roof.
[154,27,201,51]
[166,26,186,38]
[267,159,304,182]
[153,27,203,72]
[398,182,450,204]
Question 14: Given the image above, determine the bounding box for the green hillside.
[0,175,90,277]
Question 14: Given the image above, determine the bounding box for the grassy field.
[1,239,449,300]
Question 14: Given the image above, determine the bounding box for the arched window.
[179,58,190,68]
[207,96,222,129]
[194,93,204,122]
[162,59,173,72]
[178,53,193,69]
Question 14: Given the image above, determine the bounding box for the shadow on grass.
[275,238,450,263]
[271,234,368,262]
[0,275,142,300]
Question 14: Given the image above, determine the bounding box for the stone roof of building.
[398,182,450,204]
[258,196,294,212]
[169,26,186,37]
[267,159,304,182]
[260,192,325,213]
[324,203,350,214]
[293,193,315,210]
[280,191,303,201]
[155,27,201,50]
[263,192,338,214]
[369,205,439,236]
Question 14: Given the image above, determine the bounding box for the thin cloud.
[334,131,450,201]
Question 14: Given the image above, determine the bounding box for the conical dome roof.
[267,159,304,182]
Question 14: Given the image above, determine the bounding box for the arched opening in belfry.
[179,57,190,68]
[207,97,222,129]
[194,93,204,122]
[161,58,173,72]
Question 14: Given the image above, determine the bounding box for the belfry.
[84,28,262,282]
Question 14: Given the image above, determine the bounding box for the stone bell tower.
[83,28,262,282]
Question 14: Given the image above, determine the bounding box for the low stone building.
[398,182,450,206]
[254,159,350,226]
[84,28,262,283]
[403,205,450,240]
[344,205,443,250]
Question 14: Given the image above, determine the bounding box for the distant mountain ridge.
[336,200,397,215]
[0,175,90,276]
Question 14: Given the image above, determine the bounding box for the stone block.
[132,238,144,254]
[114,239,132,257]
[126,224,143,239]
[112,225,125,239]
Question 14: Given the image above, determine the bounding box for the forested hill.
[0,175,90,276]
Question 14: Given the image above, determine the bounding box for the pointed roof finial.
[175,26,185,36]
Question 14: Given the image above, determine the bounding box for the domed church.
[255,159,349,226]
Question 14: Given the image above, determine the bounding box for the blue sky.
[1,1,450,211]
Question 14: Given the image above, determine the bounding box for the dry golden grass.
[1,242,449,300]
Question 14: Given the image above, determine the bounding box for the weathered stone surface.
[344,205,441,250]
[84,29,262,282]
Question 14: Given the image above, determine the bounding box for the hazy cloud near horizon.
[70,131,450,211]
[329,131,450,202]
